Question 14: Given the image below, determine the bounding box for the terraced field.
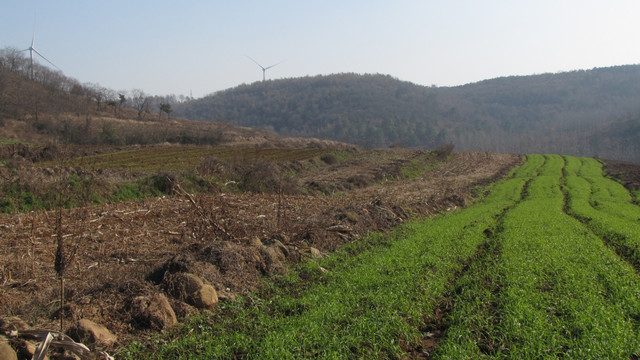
[50,146,332,172]
[126,154,640,359]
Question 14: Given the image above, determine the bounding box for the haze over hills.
[174,66,640,162]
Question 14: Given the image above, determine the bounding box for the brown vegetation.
[0,149,521,354]
[603,159,640,191]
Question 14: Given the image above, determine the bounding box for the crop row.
[437,155,640,358]
[125,154,640,359]
[564,156,640,270]
[51,146,331,173]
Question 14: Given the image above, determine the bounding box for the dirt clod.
[67,318,117,348]
[0,335,18,360]
[129,293,177,331]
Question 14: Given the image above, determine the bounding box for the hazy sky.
[2,1,639,98]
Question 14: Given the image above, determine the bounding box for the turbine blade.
[245,55,265,70]
[32,48,59,70]
[264,60,285,70]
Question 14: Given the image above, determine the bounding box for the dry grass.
[0,151,521,351]
[46,146,332,173]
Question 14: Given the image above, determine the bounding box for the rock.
[164,272,203,301]
[249,237,263,247]
[146,254,196,285]
[0,316,28,332]
[263,238,289,257]
[130,293,177,331]
[191,285,218,309]
[0,336,17,360]
[259,244,288,275]
[327,224,353,233]
[164,273,218,309]
[67,319,117,348]
[309,247,322,258]
[217,288,237,302]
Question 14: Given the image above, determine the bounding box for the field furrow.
[564,156,640,271]
[124,154,640,359]
[436,155,640,358]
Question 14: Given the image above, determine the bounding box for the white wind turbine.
[246,55,284,81]
[23,30,59,79]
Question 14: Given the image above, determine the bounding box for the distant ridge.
[175,66,640,162]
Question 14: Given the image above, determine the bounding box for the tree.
[130,89,150,120]
[159,103,172,120]
[85,83,108,111]
[118,93,126,117]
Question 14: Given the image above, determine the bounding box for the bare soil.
[0,150,521,352]
[603,159,640,191]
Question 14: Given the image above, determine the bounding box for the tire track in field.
[414,176,535,359]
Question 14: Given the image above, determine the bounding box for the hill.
[0,47,345,150]
[174,67,640,162]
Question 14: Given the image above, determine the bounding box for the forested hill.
[175,74,443,149]
[174,66,640,162]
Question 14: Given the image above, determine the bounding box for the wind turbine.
[246,55,284,81]
[23,30,59,79]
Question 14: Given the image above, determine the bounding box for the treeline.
[0,47,192,122]
[0,47,226,146]
[175,67,640,161]
[437,66,640,159]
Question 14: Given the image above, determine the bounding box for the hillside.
[0,48,346,151]
[175,66,640,162]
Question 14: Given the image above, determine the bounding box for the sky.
[2,1,640,98]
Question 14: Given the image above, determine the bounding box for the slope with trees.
[0,47,341,150]
[175,66,640,162]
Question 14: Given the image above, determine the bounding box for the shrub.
[320,153,338,165]
[239,161,298,195]
[435,143,455,159]
[197,156,233,177]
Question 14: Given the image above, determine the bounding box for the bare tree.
[85,83,109,111]
[130,89,150,120]
[0,47,29,75]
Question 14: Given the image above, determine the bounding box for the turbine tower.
[246,55,283,81]
[23,31,59,79]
